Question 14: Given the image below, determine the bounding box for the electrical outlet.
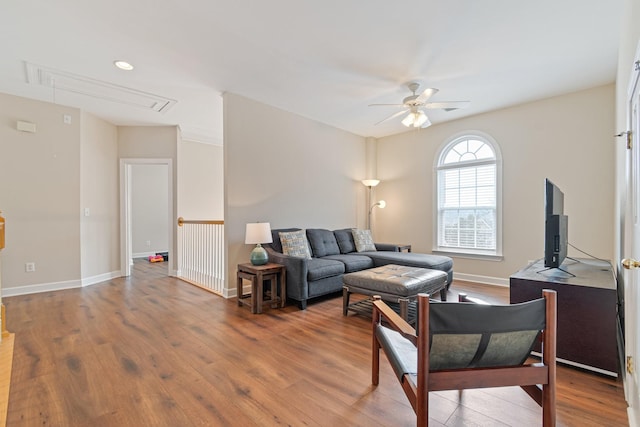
[146,240,151,247]
[25,262,35,272]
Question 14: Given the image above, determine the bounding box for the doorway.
[120,158,173,277]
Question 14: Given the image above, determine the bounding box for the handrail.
[177,217,224,227]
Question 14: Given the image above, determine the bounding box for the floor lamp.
[369,200,386,232]
[362,179,380,229]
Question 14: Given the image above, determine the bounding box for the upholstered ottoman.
[342,264,448,320]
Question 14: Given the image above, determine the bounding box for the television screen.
[544,179,568,268]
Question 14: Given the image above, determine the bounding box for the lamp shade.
[245,222,273,244]
[402,111,432,128]
[362,179,380,187]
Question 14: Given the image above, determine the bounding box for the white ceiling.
[0,1,624,143]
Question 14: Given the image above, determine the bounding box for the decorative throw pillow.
[279,230,312,259]
[351,229,377,252]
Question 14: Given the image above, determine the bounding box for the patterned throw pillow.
[351,229,377,252]
[279,230,312,259]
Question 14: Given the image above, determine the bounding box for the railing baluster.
[177,218,224,295]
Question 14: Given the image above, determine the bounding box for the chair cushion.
[376,298,545,373]
[364,251,453,272]
[352,229,377,252]
[306,258,345,281]
[428,298,545,369]
[307,229,341,257]
[333,228,357,254]
[376,325,417,381]
[279,230,312,259]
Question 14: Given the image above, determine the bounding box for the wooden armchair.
[372,290,557,427]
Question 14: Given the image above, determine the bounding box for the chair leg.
[372,337,380,386]
[542,383,556,427]
[372,298,381,386]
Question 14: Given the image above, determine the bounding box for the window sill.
[433,249,503,262]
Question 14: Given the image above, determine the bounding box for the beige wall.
[80,111,119,283]
[0,93,82,290]
[223,93,366,294]
[376,84,615,283]
[0,95,208,293]
[177,140,224,220]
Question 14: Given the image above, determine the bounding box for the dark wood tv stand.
[510,258,619,376]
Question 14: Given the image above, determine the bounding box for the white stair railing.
[177,217,224,295]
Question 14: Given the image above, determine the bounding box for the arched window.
[435,133,502,258]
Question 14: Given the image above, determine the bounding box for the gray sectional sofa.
[265,228,454,309]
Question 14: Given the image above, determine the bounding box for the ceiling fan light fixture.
[402,110,429,128]
[414,111,428,127]
[401,112,415,127]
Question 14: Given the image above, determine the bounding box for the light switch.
[84,208,90,217]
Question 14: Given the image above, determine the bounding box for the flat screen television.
[544,178,568,268]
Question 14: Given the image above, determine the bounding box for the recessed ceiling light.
[114,60,134,71]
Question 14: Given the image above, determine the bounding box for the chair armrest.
[265,246,309,301]
[372,298,417,345]
[374,243,401,252]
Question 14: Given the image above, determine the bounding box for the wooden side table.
[236,262,286,314]
[397,244,412,253]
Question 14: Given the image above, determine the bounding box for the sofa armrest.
[265,246,309,302]
[374,243,401,252]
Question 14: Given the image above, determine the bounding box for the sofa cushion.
[306,258,345,281]
[322,254,374,272]
[270,228,301,253]
[279,230,312,259]
[352,229,377,252]
[307,229,341,257]
[363,251,453,272]
[334,228,357,254]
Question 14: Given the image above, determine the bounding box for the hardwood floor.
[4,261,629,426]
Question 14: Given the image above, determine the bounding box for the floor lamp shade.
[245,223,272,265]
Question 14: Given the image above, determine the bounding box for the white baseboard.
[453,272,509,287]
[628,407,638,427]
[4,270,122,297]
[81,271,122,287]
[223,287,236,299]
[3,279,82,297]
[4,272,506,300]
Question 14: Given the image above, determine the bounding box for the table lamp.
[245,222,272,265]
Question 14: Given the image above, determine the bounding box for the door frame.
[119,158,173,277]
[624,41,640,427]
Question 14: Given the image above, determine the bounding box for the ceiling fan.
[369,82,470,129]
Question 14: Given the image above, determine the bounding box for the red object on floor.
[148,255,164,262]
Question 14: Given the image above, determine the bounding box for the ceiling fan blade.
[368,103,405,107]
[375,109,409,125]
[416,87,439,103]
[424,101,471,111]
